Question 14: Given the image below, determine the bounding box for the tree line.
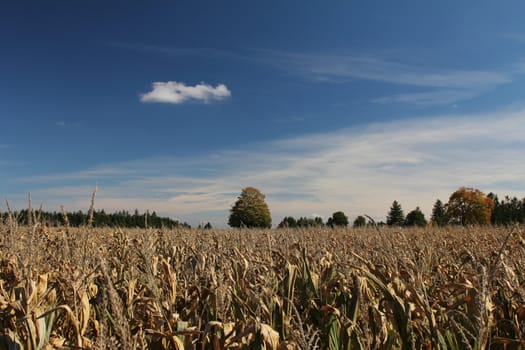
[3,186,523,229]
[0,208,189,229]
[229,186,525,229]
[366,188,525,228]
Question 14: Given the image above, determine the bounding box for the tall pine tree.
[431,199,447,226]
[387,200,405,226]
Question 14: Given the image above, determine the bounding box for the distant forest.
[2,190,525,230]
[0,209,189,229]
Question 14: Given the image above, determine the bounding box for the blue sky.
[2,1,525,227]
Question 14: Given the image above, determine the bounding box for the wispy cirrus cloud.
[120,42,515,106]
[113,42,519,106]
[260,51,510,88]
[13,107,525,227]
[503,33,525,45]
[140,81,231,104]
[248,49,513,105]
[372,89,479,106]
[106,42,240,60]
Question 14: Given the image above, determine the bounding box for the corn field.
[1,223,524,349]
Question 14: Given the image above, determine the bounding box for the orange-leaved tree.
[445,187,495,225]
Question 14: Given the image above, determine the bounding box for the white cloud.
[249,49,513,105]
[140,81,231,104]
[372,89,478,105]
[12,107,525,227]
[116,43,517,106]
[307,55,509,90]
[250,49,510,86]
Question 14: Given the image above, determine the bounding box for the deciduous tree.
[228,187,272,228]
[278,216,298,228]
[353,215,367,228]
[327,211,349,227]
[297,216,324,227]
[405,207,427,227]
[445,187,494,225]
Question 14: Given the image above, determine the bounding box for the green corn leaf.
[326,314,341,350]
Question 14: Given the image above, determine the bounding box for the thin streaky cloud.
[14,107,525,227]
[105,42,249,62]
[113,43,512,91]
[15,166,144,182]
[248,49,511,88]
[372,89,479,105]
[503,33,525,45]
[140,81,231,104]
[249,49,514,105]
[115,42,515,105]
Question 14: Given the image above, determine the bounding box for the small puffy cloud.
[140,81,231,104]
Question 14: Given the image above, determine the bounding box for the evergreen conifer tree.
[387,200,405,226]
[431,199,447,226]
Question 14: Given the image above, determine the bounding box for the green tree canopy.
[431,199,446,227]
[228,187,272,228]
[405,207,427,227]
[490,193,525,225]
[353,215,367,228]
[278,216,298,228]
[198,222,213,229]
[445,187,494,225]
[296,216,324,227]
[327,211,349,227]
[4,208,184,228]
[387,200,405,227]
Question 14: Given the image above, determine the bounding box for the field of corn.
[1,223,525,349]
